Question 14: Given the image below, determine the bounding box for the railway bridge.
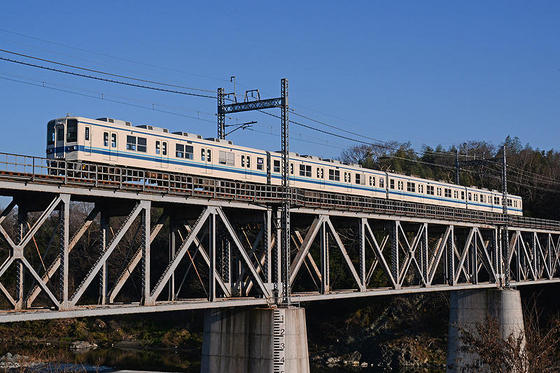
[0,152,557,372]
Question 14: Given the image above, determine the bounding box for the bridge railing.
[0,151,558,231]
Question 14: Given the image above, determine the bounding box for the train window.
[290,164,294,175]
[299,165,311,177]
[461,191,465,200]
[257,157,264,170]
[126,135,135,150]
[418,184,424,193]
[328,169,340,181]
[355,174,362,185]
[137,137,147,152]
[426,185,434,195]
[480,195,485,203]
[162,142,167,156]
[494,196,500,205]
[453,191,458,199]
[156,141,161,155]
[66,120,78,142]
[111,134,117,148]
[444,188,451,198]
[185,145,193,159]
[390,179,395,189]
[507,199,512,207]
[57,126,64,142]
[241,155,245,167]
[379,178,384,188]
[398,181,404,190]
[218,151,234,165]
[406,182,415,193]
[176,144,184,158]
[247,156,251,168]
[468,192,472,201]
[84,127,90,141]
[47,121,55,145]
[201,148,205,161]
[273,160,280,173]
[105,133,111,147]
[317,168,321,178]
[437,188,442,196]
[207,149,211,162]
[369,176,375,186]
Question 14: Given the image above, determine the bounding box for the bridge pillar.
[447,288,525,372]
[201,306,310,373]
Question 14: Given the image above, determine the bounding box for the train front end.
[46,118,79,160]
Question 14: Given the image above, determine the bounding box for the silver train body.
[46,116,523,216]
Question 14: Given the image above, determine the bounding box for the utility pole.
[455,149,460,185]
[502,144,509,287]
[216,79,291,304]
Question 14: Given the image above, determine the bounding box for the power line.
[0,28,229,83]
[0,56,216,99]
[0,48,215,93]
[0,74,215,124]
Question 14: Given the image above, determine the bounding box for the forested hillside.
[341,136,560,219]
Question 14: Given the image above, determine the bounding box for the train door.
[84,126,92,156]
[157,141,169,168]
[109,132,118,162]
[54,122,65,158]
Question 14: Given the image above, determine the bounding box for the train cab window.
[57,126,64,143]
[379,178,384,188]
[468,192,472,201]
[207,149,211,162]
[328,169,340,181]
[85,127,90,141]
[461,191,465,200]
[47,121,55,145]
[406,182,415,193]
[444,188,451,198]
[66,120,78,142]
[105,133,111,147]
[257,157,264,170]
[390,179,395,189]
[427,185,434,195]
[156,141,161,155]
[137,137,147,152]
[201,148,205,161]
[111,134,117,148]
[273,160,280,173]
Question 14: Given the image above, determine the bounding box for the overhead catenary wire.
[0,56,216,99]
[0,48,215,93]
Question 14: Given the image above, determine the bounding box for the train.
[46,116,523,216]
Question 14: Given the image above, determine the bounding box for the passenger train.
[46,116,523,216]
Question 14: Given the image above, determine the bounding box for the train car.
[46,116,523,216]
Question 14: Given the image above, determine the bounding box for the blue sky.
[0,1,559,158]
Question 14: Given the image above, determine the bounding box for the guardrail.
[0,151,557,231]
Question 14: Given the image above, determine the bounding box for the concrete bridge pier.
[201,306,310,373]
[447,288,525,372]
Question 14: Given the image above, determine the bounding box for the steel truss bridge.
[0,152,558,323]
